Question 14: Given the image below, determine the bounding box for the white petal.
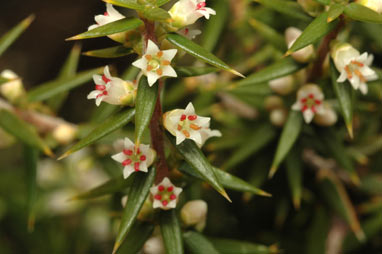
[87,90,100,99]
[357,52,368,63]
[174,187,183,196]
[366,54,374,66]
[111,152,126,163]
[349,76,360,90]
[132,58,147,70]
[88,24,98,30]
[196,116,210,127]
[190,130,202,145]
[162,49,178,61]
[147,72,160,86]
[152,200,162,209]
[184,102,195,115]
[96,96,104,106]
[360,83,368,95]
[123,166,135,179]
[104,65,112,79]
[337,71,348,83]
[302,109,314,123]
[93,74,104,85]
[124,137,135,149]
[146,40,159,55]
[291,101,301,111]
[106,3,125,19]
[162,65,177,78]
[176,131,186,145]
[161,177,172,187]
[150,186,158,195]
[167,200,177,209]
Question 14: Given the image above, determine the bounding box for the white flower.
[87,66,137,107]
[163,102,222,146]
[0,70,25,103]
[150,177,182,210]
[292,84,325,124]
[357,0,382,13]
[180,200,208,231]
[88,4,126,43]
[132,40,177,86]
[285,27,315,63]
[331,43,378,95]
[169,0,216,28]
[111,137,155,179]
[178,27,202,39]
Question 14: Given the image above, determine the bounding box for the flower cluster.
[169,0,216,28]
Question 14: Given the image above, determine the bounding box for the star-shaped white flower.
[178,27,202,40]
[163,102,222,146]
[169,0,216,27]
[292,84,325,124]
[87,66,137,107]
[332,43,378,95]
[88,4,126,43]
[150,177,182,210]
[132,40,177,86]
[111,137,156,179]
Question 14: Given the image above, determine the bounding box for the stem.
[307,16,345,82]
[142,18,169,183]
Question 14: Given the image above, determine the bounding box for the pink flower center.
[153,183,177,207]
[120,146,147,172]
[104,12,109,16]
[196,2,206,10]
[300,93,321,113]
[102,75,111,84]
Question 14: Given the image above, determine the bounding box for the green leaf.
[175,66,218,77]
[157,0,170,6]
[201,0,229,52]
[285,146,303,209]
[344,3,382,24]
[330,61,354,137]
[0,109,52,156]
[24,145,38,232]
[360,174,382,195]
[166,33,244,78]
[135,77,158,145]
[59,109,135,160]
[223,123,276,170]
[306,206,330,254]
[269,111,303,178]
[113,169,156,254]
[83,46,134,58]
[27,67,102,102]
[116,222,154,254]
[232,57,304,88]
[67,18,143,40]
[71,175,133,200]
[160,210,184,254]
[254,0,312,21]
[170,137,230,202]
[47,43,82,111]
[141,7,171,21]
[248,18,287,51]
[104,0,144,10]
[183,231,220,254]
[179,163,271,197]
[209,238,279,254]
[287,12,338,54]
[327,3,346,22]
[0,15,34,57]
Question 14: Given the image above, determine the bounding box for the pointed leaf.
[113,168,156,253]
[248,18,287,51]
[104,0,144,10]
[160,210,184,254]
[254,0,312,21]
[330,59,354,137]
[179,163,271,197]
[269,111,303,178]
[183,231,220,254]
[116,221,154,254]
[27,67,102,102]
[67,18,143,40]
[166,33,244,77]
[223,123,276,170]
[59,109,135,159]
[327,3,346,22]
[0,15,34,56]
[209,238,279,254]
[285,146,303,209]
[83,46,134,58]
[135,77,158,145]
[306,206,330,254]
[71,175,133,200]
[141,7,171,21]
[24,145,38,232]
[157,0,170,6]
[169,137,230,201]
[175,66,218,77]
[232,57,304,88]
[287,12,338,54]
[344,3,382,24]
[0,109,52,156]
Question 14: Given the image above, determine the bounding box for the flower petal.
[111,152,126,163]
[162,49,178,61]
[162,65,177,78]
[146,40,159,55]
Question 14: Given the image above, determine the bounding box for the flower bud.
[357,0,382,13]
[269,75,295,95]
[0,70,25,104]
[181,200,208,231]
[264,96,284,112]
[52,124,78,145]
[169,0,216,28]
[270,108,288,127]
[297,0,324,17]
[313,102,338,126]
[285,27,315,63]
[143,236,165,254]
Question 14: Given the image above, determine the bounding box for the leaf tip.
[44,147,54,158]
[65,35,81,41]
[112,241,122,254]
[283,50,292,57]
[268,166,277,178]
[23,14,36,27]
[220,189,232,203]
[293,198,301,210]
[57,151,70,161]
[260,190,272,197]
[327,17,334,23]
[229,69,245,78]
[346,123,354,139]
